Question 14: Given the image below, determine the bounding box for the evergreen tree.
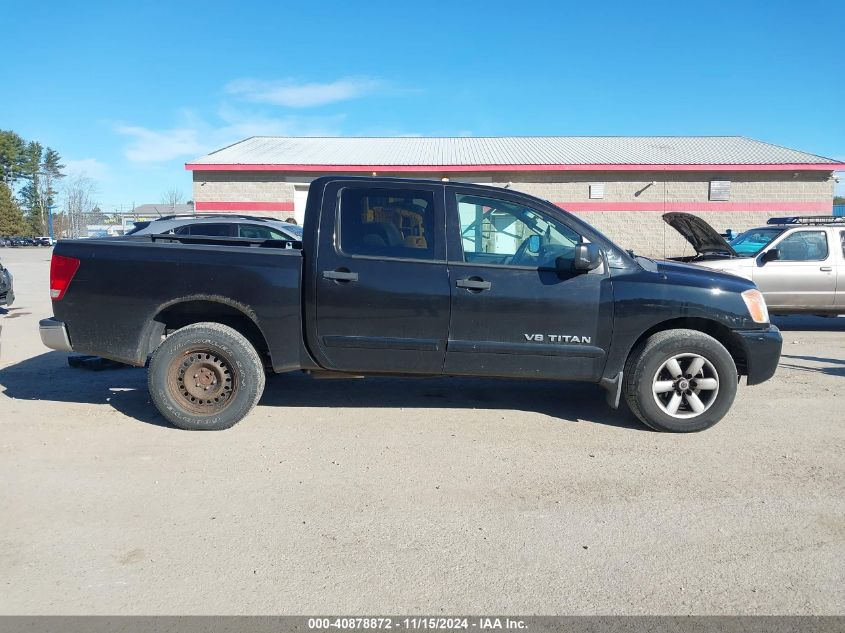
[0,183,26,236]
[19,141,43,234]
[40,147,65,235]
[0,130,27,185]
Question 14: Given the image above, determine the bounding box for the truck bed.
[52,236,304,371]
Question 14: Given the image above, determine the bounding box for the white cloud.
[116,125,206,163]
[226,76,382,108]
[64,158,109,181]
[115,108,346,163]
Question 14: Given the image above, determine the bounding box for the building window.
[589,183,605,199]
[709,180,731,201]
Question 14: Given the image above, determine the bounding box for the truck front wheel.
[623,329,738,432]
[148,322,266,430]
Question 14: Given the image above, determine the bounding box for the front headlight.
[741,288,769,324]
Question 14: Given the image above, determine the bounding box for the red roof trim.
[193,200,832,214]
[195,201,294,212]
[558,201,833,213]
[186,162,845,172]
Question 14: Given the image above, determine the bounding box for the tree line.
[0,129,95,237]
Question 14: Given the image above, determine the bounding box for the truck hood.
[651,258,755,293]
[663,212,738,257]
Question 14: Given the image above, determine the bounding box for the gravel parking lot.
[1,246,843,615]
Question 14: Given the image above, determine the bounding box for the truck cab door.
[753,229,836,310]
[311,180,450,374]
[443,186,613,380]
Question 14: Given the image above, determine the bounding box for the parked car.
[35,236,55,246]
[664,213,845,315]
[0,258,13,306]
[126,214,303,242]
[40,177,781,433]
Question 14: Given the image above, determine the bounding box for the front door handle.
[456,277,492,291]
[820,266,833,272]
[323,269,359,282]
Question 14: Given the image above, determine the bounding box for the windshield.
[729,228,784,256]
[280,224,303,238]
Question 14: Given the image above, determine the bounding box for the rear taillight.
[50,254,80,301]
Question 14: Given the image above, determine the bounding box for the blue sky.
[1,0,843,209]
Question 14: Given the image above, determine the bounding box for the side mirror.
[761,249,779,264]
[562,243,602,273]
[527,234,541,254]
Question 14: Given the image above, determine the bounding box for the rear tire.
[148,322,265,430]
[623,329,737,432]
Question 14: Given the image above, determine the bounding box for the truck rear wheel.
[148,322,265,430]
[623,329,737,432]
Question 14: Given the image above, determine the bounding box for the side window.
[774,230,828,261]
[840,231,845,258]
[173,225,191,235]
[238,225,284,239]
[339,188,436,260]
[187,223,233,237]
[456,193,582,268]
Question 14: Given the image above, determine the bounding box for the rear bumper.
[39,317,73,352]
[736,325,782,386]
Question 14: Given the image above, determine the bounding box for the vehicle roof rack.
[152,213,283,222]
[766,215,845,226]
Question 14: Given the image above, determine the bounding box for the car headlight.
[741,288,769,324]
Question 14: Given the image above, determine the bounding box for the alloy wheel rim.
[651,353,719,419]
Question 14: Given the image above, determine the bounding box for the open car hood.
[662,212,737,257]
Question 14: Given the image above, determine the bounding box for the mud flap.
[600,371,623,409]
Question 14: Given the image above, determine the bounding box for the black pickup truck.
[40,176,781,432]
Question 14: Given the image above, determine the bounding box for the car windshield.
[280,224,303,238]
[729,228,784,256]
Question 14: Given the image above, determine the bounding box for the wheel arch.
[143,297,272,367]
[626,317,748,376]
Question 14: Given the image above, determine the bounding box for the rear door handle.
[820,266,833,272]
[323,270,359,282]
[456,277,492,291]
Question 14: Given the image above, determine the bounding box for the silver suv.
[126,214,303,241]
[665,214,845,315]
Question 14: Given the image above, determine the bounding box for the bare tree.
[160,187,185,206]
[63,176,97,238]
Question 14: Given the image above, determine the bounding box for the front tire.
[623,329,738,432]
[148,322,265,430]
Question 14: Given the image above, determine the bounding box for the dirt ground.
[0,246,843,615]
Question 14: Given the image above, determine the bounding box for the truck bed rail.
[147,233,303,249]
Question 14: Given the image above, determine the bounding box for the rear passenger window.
[238,225,285,240]
[338,188,436,260]
[840,231,845,258]
[186,224,232,237]
[775,231,828,261]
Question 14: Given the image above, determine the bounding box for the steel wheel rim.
[651,353,720,419]
[167,348,237,414]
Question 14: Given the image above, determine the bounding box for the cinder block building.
[186,136,844,258]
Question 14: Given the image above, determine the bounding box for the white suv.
[664,214,845,315]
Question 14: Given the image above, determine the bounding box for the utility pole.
[47,204,57,241]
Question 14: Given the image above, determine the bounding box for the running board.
[307,370,366,380]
